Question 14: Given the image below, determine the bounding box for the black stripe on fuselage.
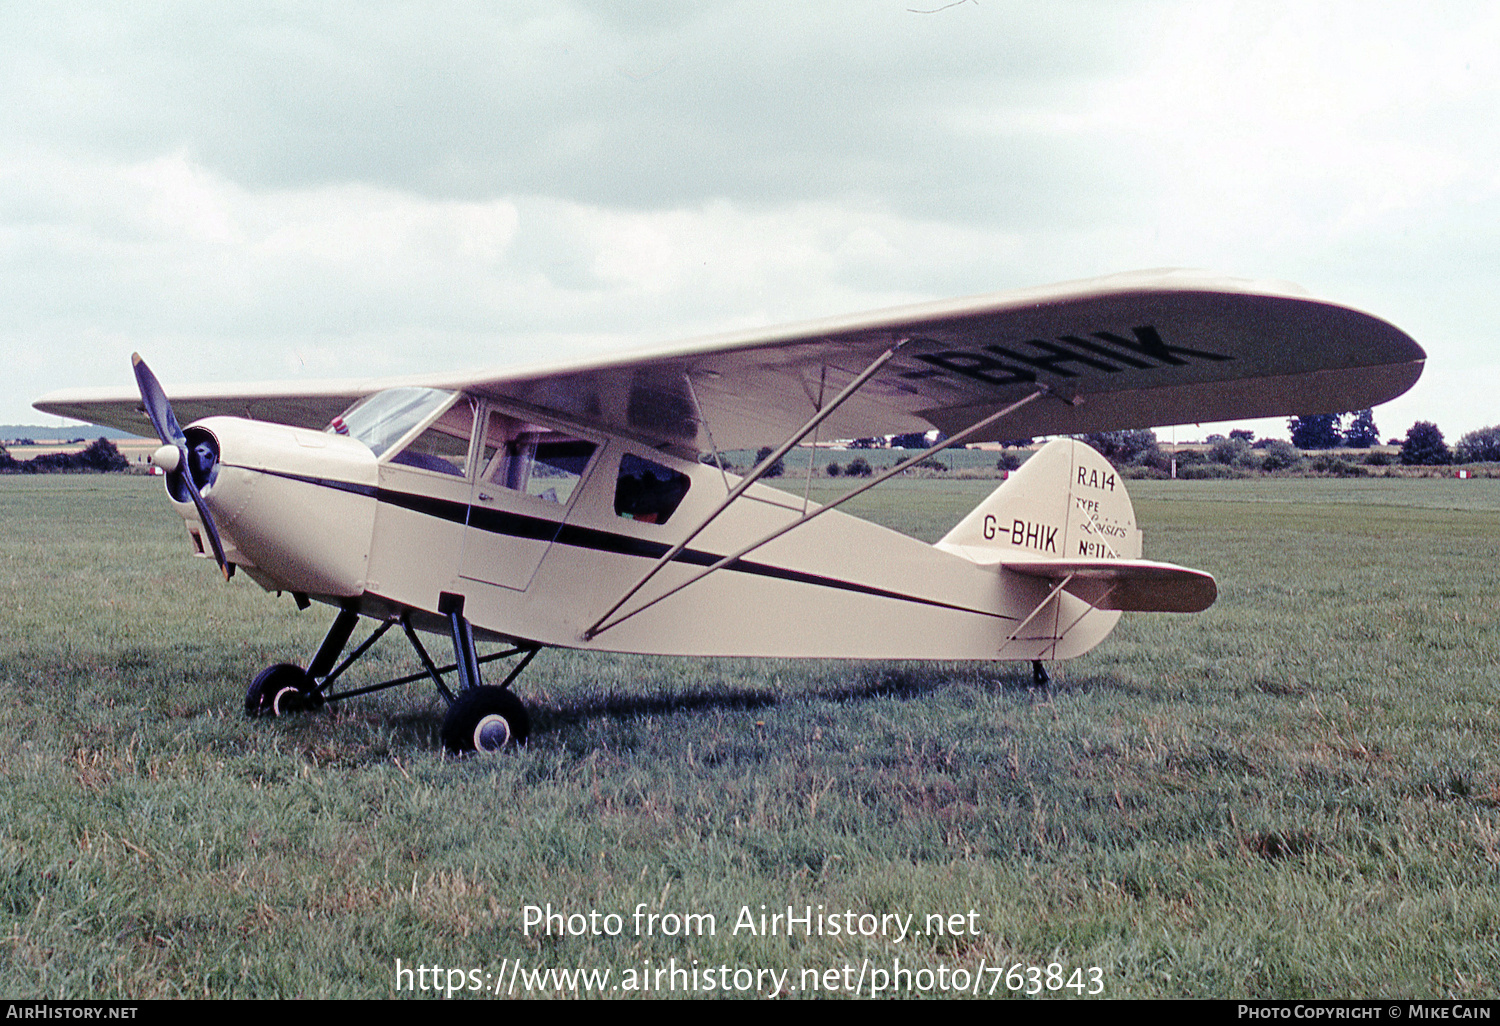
[233,466,1015,621]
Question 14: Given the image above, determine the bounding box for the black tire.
[246,663,316,717]
[441,687,531,753]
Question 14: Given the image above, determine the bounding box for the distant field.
[0,474,1496,999]
[4,435,157,469]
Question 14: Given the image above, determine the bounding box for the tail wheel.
[441,686,531,753]
[246,663,320,717]
[1031,660,1052,689]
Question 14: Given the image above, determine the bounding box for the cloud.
[6,148,1032,405]
[0,2,1156,215]
[7,1,1498,437]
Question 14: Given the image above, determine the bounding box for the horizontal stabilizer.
[999,557,1217,613]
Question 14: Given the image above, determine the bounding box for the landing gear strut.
[435,595,533,752]
[1030,660,1051,689]
[245,596,538,754]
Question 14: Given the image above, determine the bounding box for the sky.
[4,0,1496,443]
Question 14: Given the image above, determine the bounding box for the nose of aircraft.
[131,355,378,596]
[173,415,378,598]
[132,354,230,578]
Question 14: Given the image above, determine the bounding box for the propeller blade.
[131,353,231,580]
[181,467,231,580]
[132,352,186,448]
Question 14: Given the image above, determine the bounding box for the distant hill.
[1,424,141,444]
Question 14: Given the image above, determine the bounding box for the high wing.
[33,374,417,440]
[34,270,1425,448]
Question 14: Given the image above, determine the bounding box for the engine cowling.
[162,417,378,599]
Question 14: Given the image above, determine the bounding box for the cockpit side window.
[478,411,597,505]
[615,453,691,524]
[388,399,475,476]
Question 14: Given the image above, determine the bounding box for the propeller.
[132,353,231,580]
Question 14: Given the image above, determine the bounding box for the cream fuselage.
[169,403,1119,664]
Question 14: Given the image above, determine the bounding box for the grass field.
[1,474,1496,999]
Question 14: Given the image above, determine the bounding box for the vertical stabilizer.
[935,439,1142,565]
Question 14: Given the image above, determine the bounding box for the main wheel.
[441,687,531,753]
[245,663,319,717]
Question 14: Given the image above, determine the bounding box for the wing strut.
[582,340,909,640]
[685,372,732,494]
[584,385,1052,640]
[800,365,828,516]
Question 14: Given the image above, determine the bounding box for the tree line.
[1286,411,1498,465]
[843,411,1499,469]
[1073,416,1499,479]
[6,413,1496,481]
[0,438,131,474]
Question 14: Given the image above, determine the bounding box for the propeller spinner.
[132,354,231,579]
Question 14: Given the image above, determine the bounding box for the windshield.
[331,387,456,458]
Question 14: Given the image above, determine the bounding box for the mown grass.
[1,474,1496,999]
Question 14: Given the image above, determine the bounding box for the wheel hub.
[473,713,512,752]
[273,685,307,716]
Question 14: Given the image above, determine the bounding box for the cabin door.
[460,409,598,591]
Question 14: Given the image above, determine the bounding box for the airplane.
[33,270,1425,754]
